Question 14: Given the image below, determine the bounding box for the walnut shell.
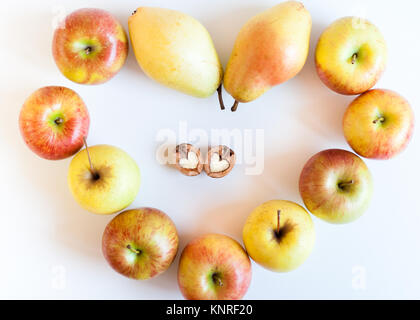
[204,145,236,178]
[175,143,203,176]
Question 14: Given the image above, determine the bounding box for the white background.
[0,0,419,299]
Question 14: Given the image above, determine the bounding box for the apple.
[315,17,387,95]
[343,89,414,159]
[178,233,251,300]
[52,8,128,85]
[299,149,373,224]
[68,144,140,214]
[19,86,89,160]
[243,200,315,272]
[102,208,179,280]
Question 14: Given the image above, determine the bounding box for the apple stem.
[85,46,92,55]
[127,244,141,255]
[351,53,358,64]
[373,117,385,124]
[82,137,97,179]
[217,85,225,110]
[277,210,281,235]
[231,100,239,112]
[338,180,354,189]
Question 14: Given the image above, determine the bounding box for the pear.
[128,7,223,98]
[223,1,312,111]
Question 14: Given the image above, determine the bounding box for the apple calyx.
[127,244,142,255]
[83,137,100,180]
[204,145,236,178]
[175,143,203,176]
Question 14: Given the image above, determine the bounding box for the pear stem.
[277,210,281,235]
[351,53,358,64]
[83,137,97,178]
[231,100,239,112]
[338,180,354,189]
[373,117,385,124]
[217,85,225,110]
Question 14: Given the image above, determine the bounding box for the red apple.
[178,233,251,300]
[299,149,373,224]
[102,208,179,280]
[19,86,89,160]
[52,8,128,85]
[343,89,414,159]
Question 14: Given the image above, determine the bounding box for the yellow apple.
[343,89,414,159]
[315,17,387,95]
[68,145,140,215]
[243,200,315,272]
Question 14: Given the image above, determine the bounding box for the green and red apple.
[299,149,373,224]
[315,17,387,95]
[343,89,414,159]
[19,86,89,160]
[243,200,315,272]
[53,8,128,85]
[68,144,140,214]
[178,233,251,300]
[102,208,179,280]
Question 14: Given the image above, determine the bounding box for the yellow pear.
[128,7,223,98]
[223,1,311,111]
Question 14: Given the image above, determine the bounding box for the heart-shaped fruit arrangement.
[19,1,414,300]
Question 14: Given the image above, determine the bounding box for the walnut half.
[204,145,236,178]
[175,143,203,176]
